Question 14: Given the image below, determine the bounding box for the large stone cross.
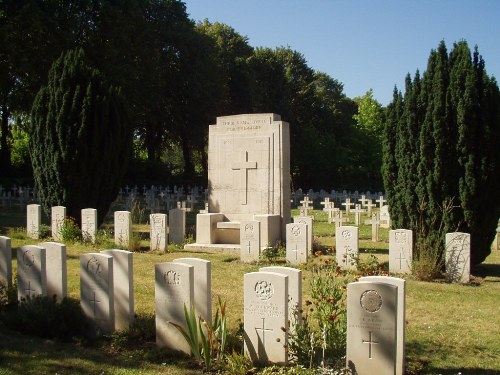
[232,151,257,205]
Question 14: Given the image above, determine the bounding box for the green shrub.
[260,242,286,263]
[60,216,82,242]
[0,280,17,309]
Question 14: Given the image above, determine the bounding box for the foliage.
[1,295,89,341]
[30,48,132,226]
[0,280,17,309]
[60,216,82,243]
[382,40,500,266]
[260,242,286,263]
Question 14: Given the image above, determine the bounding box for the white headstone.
[336,226,359,270]
[259,266,302,326]
[155,261,194,354]
[286,223,308,264]
[173,258,212,324]
[293,216,313,251]
[0,236,12,288]
[26,204,41,239]
[51,206,66,242]
[39,242,67,302]
[359,276,406,375]
[81,208,97,243]
[244,271,288,365]
[150,213,168,251]
[168,208,186,245]
[17,245,47,300]
[240,220,261,262]
[445,232,471,283]
[114,211,131,247]
[346,281,398,375]
[101,249,134,330]
[380,205,391,228]
[389,229,413,274]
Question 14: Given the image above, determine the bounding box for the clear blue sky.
[184,0,500,106]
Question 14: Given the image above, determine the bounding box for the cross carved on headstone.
[396,251,406,269]
[362,331,379,359]
[89,291,101,318]
[255,317,273,350]
[232,151,257,205]
[25,280,36,297]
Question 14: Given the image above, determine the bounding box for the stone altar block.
[187,114,290,253]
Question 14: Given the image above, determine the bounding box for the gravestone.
[369,212,380,242]
[359,276,406,375]
[445,232,470,283]
[286,223,308,264]
[17,245,47,300]
[259,266,302,327]
[293,216,313,251]
[240,220,261,262]
[298,196,313,216]
[39,242,67,302]
[80,253,115,335]
[155,261,194,354]
[192,113,290,249]
[0,236,12,288]
[51,206,66,242]
[333,209,346,228]
[389,229,413,274]
[342,198,354,215]
[101,249,134,330]
[26,204,41,239]
[351,204,366,226]
[244,271,288,365]
[346,281,398,375]
[81,208,97,243]
[336,226,359,270]
[173,258,212,324]
[150,213,168,251]
[114,211,131,247]
[169,208,186,245]
[322,201,336,223]
[380,205,391,228]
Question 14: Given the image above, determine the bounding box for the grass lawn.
[1,207,499,374]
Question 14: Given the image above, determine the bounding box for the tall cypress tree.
[30,49,131,225]
[383,41,500,266]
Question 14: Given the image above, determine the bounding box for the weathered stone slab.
[101,249,134,330]
[173,258,212,324]
[336,226,359,270]
[114,211,131,247]
[155,261,194,354]
[240,220,261,262]
[169,208,186,245]
[80,253,115,335]
[17,245,47,301]
[244,271,288,365]
[293,216,313,251]
[359,276,406,375]
[39,242,67,302]
[445,232,470,283]
[389,229,413,274]
[51,206,66,242]
[286,223,308,264]
[150,213,168,251]
[26,204,41,239]
[81,208,97,243]
[347,281,398,375]
[0,236,12,288]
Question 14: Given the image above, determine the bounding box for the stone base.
[183,243,241,255]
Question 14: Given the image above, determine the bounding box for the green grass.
[1,207,500,374]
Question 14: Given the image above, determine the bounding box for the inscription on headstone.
[51,206,66,242]
[27,204,41,239]
[240,220,261,262]
[445,232,470,283]
[336,226,359,270]
[17,245,47,301]
[389,229,413,274]
[286,223,308,264]
[150,213,168,251]
[114,211,131,247]
[81,208,97,243]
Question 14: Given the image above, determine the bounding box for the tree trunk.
[0,97,12,172]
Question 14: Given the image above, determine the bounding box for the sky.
[183,0,500,106]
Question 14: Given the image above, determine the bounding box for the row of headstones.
[0,237,406,375]
[0,185,39,209]
[291,188,385,205]
[26,204,187,248]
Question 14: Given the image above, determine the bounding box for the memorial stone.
[27,204,41,239]
[155,261,194,354]
[445,232,471,283]
[17,245,47,300]
[336,226,359,270]
[114,211,131,247]
[101,249,134,330]
[0,236,12,288]
[389,229,413,274]
[39,242,67,302]
[244,271,288,365]
[81,208,97,243]
[169,208,186,245]
[80,253,115,335]
[240,220,261,262]
[286,223,308,264]
[293,216,313,251]
[51,206,66,242]
[150,213,168,251]
[346,281,398,375]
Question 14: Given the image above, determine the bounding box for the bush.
[60,216,82,242]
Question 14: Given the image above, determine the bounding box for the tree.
[382,40,500,266]
[30,49,131,224]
